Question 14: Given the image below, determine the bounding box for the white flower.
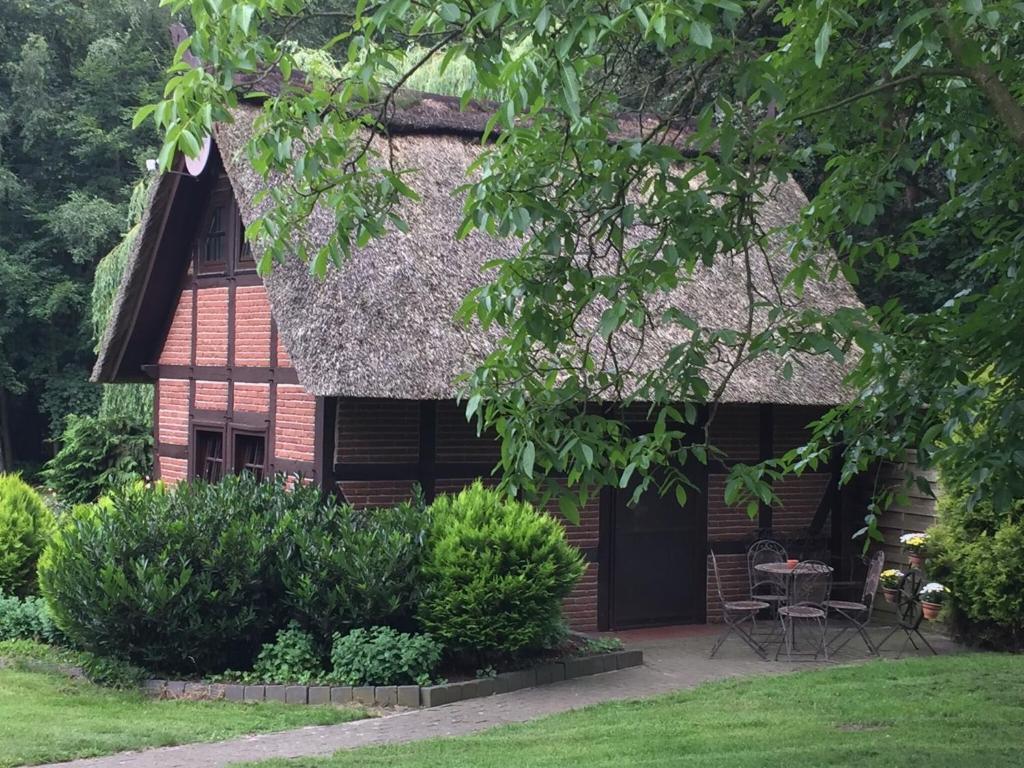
[921,582,946,596]
[899,532,929,544]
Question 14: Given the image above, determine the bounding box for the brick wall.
[275,385,316,463]
[707,474,758,543]
[157,380,189,445]
[435,400,501,463]
[233,382,270,413]
[335,399,418,463]
[158,290,192,365]
[194,287,229,365]
[194,380,228,411]
[233,286,272,367]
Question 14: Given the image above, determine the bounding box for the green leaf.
[132,104,157,130]
[690,20,713,49]
[963,0,983,14]
[892,40,923,75]
[814,20,832,68]
[675,485,688,508]
[560,65,580,120]
[521,441,536,477]
[439,3,461,22]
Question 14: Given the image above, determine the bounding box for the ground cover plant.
[248,654,1024,768]
[0,663,366,768]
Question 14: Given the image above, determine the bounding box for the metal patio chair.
[776,560,833,662]
[709,551,770,660]
[824,550,885,656]
[747,539,788,615]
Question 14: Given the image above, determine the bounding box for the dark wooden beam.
[418,401,437,502]
[333,460,496,483]
[758,404,774,535]
[317,396,337,493]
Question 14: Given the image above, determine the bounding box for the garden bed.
[143,648,643,708]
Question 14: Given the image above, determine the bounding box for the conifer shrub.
[0,474,53,595]
[416,482,585,657]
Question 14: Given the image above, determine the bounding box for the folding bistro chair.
[747,539,788,616]
[824,550,884,656]
[776,560,833,662]
[709,551,770,660]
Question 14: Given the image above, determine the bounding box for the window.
[237,214,255,270]
[195,429,225,482]
[234,432,266,480]
[203,205,226,265]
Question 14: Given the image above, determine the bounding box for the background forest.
[0,0,967,472]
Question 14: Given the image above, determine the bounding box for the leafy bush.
[930,472,1024,650]
[78,652,149,689]
[37,475,303,674]
[416,482,585,657]
[251,622,323,684]
[276,494,428,643]
[0,474,53,595]
[0,592,61,643]
[329,626,441,686]
[40,413,152,504]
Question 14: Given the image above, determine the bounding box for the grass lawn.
[0,666,366,768]
[253,654,1023,768]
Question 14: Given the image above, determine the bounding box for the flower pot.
[921,601,942,620]
[882,587,899,604]
[908,553,924,570]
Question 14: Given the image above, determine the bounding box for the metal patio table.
[754,561,834,657]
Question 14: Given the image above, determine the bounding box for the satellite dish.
[185,135,211,176]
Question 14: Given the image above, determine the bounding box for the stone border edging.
[143,649,643,708]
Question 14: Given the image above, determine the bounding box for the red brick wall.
[233,382,270,413]
[158,290,192,365]
[707,474,758,543]
[194,288,229,366]
[153,244,316,484]
[194,380,228,411]
[157,379,189,445]
[275,384,316,463]
[435,400,501,463]
[234,286,272,367]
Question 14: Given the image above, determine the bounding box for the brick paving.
[36,625,960,768]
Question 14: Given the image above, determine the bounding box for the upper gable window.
[203,205,226,266]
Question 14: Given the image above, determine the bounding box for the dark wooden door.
[609,477,705,628]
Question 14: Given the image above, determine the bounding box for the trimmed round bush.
[0,473,53,596]
[37,475,307,673]
[329,626,441,686]
[416,481,585,656]
[276,496,428,643]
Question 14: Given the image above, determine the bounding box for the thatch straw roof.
[95,94,861,405]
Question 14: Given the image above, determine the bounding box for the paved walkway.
[38,625,960,768]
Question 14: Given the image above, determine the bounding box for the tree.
[150,0,1024,538]
[0,0,171,466]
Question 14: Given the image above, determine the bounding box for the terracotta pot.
[922,601,942,620]
[882,587,899,604]
[786,559,799,570]
[908,553,925,570]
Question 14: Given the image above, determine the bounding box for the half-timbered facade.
[95,92,863,631]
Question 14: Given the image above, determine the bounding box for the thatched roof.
[95,94,861,405]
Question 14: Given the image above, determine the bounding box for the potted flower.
[879,569,904,604]
[919,582,947,620]
[899,532,929,569]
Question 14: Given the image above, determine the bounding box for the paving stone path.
[38,626,959,768]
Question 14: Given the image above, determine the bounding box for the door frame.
[597,459,708,630]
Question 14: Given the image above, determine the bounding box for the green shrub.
[276,494,428,643]
[929,472,1024,650]
[416,482,585,657]
[37,475,304,674]
[0,474,53,595]
[329,626,441,686]
[251,622,324,684]
[40,413,153,504]
[0,592,61,643]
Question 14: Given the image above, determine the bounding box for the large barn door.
[608,472,706,628]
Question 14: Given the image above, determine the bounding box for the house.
[94,91,863,632]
